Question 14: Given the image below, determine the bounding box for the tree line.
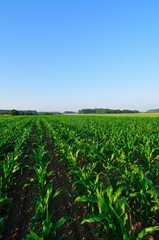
[0,109,37,115]
[78,108,140,114]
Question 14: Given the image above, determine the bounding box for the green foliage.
[42,114,159,239]
[26,120,70,239]
[1,115,159,239]
[78,108,140,114]
[10,109,19,115]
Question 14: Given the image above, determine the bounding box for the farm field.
[0,114,159,240]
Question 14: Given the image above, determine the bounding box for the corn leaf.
[136,226,159,240]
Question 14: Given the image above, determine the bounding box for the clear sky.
[0,0,159,112]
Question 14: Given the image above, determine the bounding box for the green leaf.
[54,216,71,230]
[81,213,107,224]
[53,189,62,198]
[106,184,113,203]
[114,187,124,202]
[129,192,138,198]
[26,231,43,240]
[0,196,12,208]
[136,226,159,240]
[75,195,95,203]
[0,217,4,229]
[42,219,52,237]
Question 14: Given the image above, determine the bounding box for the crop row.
[0,115,159,239]
[42,115,159,239]
[0,116,35,232]
[0,117,71,239]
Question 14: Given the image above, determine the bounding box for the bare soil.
[0,125,37,240]
[1,120,158,240]
[41,121,97,239]
[0,122,98,240]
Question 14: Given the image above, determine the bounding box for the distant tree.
[78,108,140,114]
[23,111,29,115]
[10,109,19,116]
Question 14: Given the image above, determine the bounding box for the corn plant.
[41,115,159,239]
[26,123,70,240]
[0,118,34,233]
[76,180,131,239]
[118,163,159,224]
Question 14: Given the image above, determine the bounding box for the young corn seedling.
[27,183,68,240]
[119,164,159,224]
[26,140,70,240]
[1,152,20,194]
[72,163,98,192]
[76,181,130,240]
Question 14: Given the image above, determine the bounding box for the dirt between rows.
[0,122,98,240]
[0,125,38,240]
[41,122,98,240]
[1,120,158,240]
[40,122,159,240]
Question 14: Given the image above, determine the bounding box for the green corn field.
[0,114,159,240]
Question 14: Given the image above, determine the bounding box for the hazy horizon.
[0,107,157,113]
[1,1,159,112]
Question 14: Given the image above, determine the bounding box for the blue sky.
[0,0,159,112]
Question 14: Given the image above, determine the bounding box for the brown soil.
[0,125,38,240]
[0,164,37,240]
[0,121,98,240]
[1,119,158,240]
[41,121,97,239]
